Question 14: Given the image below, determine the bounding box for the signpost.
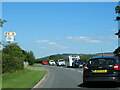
[4,32,16,42]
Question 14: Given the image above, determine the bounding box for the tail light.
[114,64,120,70]
[84,65,89,71]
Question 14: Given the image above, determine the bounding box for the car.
[49,60,56,65]
[42,60,49,65]
[83,56,120,84]
[72,59,85,68]
[56,59,65,66]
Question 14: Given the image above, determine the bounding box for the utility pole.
[115,1,120,47]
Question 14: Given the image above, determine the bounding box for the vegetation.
[2,69,47,88]
[24,51,35,65]
[2,43,35,73]
[114,47,120,56]
[0,19,7,27]
[29,64,43,67]
[2,43,25,73]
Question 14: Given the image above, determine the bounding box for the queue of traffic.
[42,55,120,85]
[41,55,85,68]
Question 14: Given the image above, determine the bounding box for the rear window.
[59,60,64,62]
[88,58,115,65]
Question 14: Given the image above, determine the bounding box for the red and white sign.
[4,32,16,42]
[4,32,16,36]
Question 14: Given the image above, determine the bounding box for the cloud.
[98,35,117,40]
[88,40,101,43]
[66,36,89,40]
[35,40,57,45]
[66,36,101,43]
[35,40,68,49]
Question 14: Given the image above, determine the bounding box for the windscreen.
[50,61,54,62]
[88,58,115,65]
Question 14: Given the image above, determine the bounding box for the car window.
[88,58,115,65]
[118,57,120,64]
[59,60,64,62]
[74,60,78,62]
[79,60,84,63]
[50,60,53,62]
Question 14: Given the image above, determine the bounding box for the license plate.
[93,70,107,73]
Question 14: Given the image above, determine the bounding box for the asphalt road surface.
[38,64,120,90]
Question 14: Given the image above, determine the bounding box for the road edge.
[31,72,48,89]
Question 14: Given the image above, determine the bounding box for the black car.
[72,59,85,68]
[83,56,120,84]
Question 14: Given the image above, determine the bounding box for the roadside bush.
[2,43,25,73]
[2,54,23,73]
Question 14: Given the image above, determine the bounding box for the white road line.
[77,70,83,73]
[64,68,69,70]
[59,67,63,68]
[70,69,75,71]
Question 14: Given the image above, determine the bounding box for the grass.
[29,64,43,67]
[2,69,47,88]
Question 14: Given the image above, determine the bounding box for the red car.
[42,61,49,65]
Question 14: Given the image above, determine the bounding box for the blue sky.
[2,2,118,58]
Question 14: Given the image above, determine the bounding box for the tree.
[114,47,120,56]
[24,51,35,65]
[0,19,7,27]
[49,55,64,61]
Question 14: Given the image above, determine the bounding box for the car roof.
[89,56,118,60]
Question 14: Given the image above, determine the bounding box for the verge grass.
[29,64,43,67]
[2,69,47,88]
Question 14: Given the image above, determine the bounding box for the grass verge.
[2,69,47,88]
[29,64,43,67]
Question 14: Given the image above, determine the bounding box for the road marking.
[64,68,69,70]
[77,70,83,73]
[70,69,75,71]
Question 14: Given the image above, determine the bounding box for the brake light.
[84,65,88,71]
[114,64,120,70]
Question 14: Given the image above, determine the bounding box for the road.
[38,65,120,89]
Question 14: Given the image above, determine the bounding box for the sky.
[2,0,120,2]
[2,2,119,58]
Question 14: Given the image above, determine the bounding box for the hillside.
[35,52,114,63]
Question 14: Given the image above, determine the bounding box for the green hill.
[35,52,114,63]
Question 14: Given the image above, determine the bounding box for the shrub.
[2,54,24,73]
[2,43,25,73]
